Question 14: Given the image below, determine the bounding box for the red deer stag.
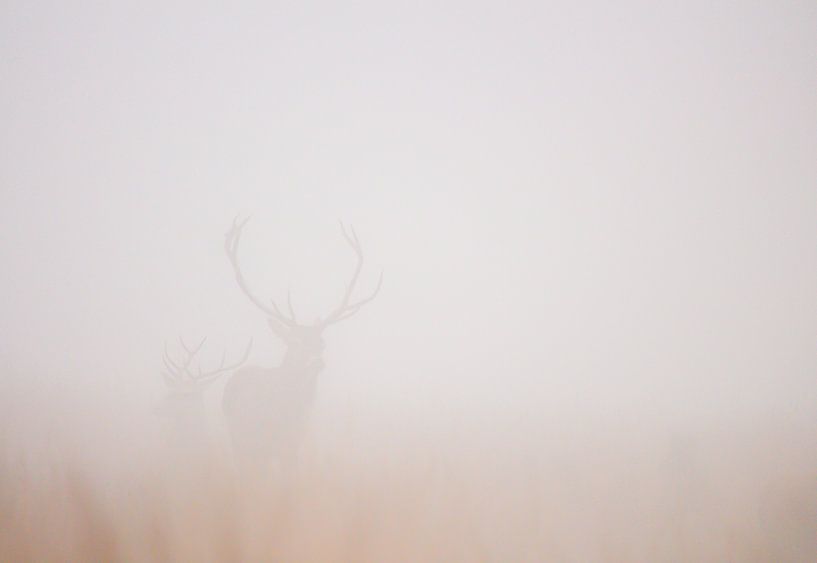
[156,336,252,454]
[222,218,381,472]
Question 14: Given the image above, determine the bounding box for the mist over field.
[1,1,815,560]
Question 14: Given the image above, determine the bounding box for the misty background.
[1,1,815,472]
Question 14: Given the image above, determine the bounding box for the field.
[2,415,814,562]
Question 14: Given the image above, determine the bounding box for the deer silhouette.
[156,336,252,456]
[222,218,381,472]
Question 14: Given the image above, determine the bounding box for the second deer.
[156,336,252,456]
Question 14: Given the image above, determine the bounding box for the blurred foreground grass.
[1,422,815,562]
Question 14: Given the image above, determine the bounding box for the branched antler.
[161,337,253,391]
[321,222,383,326]
[225,217,381,329]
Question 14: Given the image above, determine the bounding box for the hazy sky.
[1,2,815,446]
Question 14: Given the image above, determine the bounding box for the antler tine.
[162,341,193,389]
[162,343,179,372]
[322,222,381,326]
[325,270,383,325]
[287,289,298,324]
[165,335,207,382]
[224,216,252,270]
[162,342,191,381]
[178,335,206,378]
[225,216,297,327]
[162,358,178,382]
[179,336,207,357]
[339,221,362,255]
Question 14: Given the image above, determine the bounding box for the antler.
[225,216,298,327]
[161,336,253,391]
[321,222,383,326]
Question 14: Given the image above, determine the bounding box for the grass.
[1,419,815,562]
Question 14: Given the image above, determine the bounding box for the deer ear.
[267,317,291,341]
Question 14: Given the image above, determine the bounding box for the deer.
[222,217,382,473]
[156,336,252,456]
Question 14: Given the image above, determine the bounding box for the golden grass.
[1,423,815,562]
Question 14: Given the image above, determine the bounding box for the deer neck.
[280,346,324,373]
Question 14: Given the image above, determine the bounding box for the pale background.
[1,1,815,470]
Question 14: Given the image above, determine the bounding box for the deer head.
[224,217,382,368]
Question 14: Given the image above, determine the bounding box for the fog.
[1,1,815,560]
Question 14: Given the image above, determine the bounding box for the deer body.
[222,361,322,469]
